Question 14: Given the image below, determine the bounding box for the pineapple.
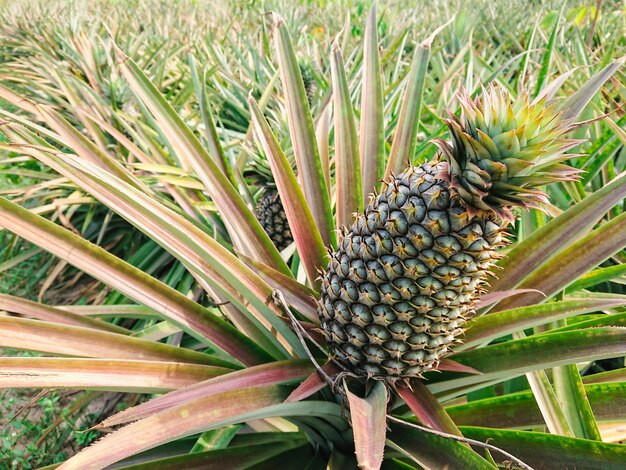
[256,188,293,251]
[246,151,294,252]
[318,86,580,381]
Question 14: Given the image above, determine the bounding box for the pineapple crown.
[436,85,583,221]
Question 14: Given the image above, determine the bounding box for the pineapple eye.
[420,249,447,268]
[393,278,419,298]
[341,279,359,301]
[404,258,429,277]
[394,236,418,257]
[380,254,404,277]
[361,363,385,375]
[407,334,429,347]
[386,210,408,235]
[349,259,367,280]
[417,276,444,293]
[427,336,445,349]
[435,235,462,254]
[386,184,409,208]
[372,304,397,322]
[434,265,461,279]
[341,344,365,363]
[388,322,413,338]
[407,224,433,249]
[363,344,387,360]
[362,236,378,258]
[374,230,394,253]
[366,208,386,232]
[346,324,368,345]
[329,321,347,342]
[382,360,405,374]
[378,283,402,302]
[405,196,426,223]
[334,300,351,321]
[403,350,427,361]
[366,260,388,281]
[365,324,392,341]
[351,304,373,324]
[425,210,450,234]
[411,295,436,311]
[358,282,381,305]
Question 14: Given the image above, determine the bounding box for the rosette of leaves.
[0,6,625,470]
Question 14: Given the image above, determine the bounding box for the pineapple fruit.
[318,86,580,381]
[256,188,293,251]
[246,151,294,252]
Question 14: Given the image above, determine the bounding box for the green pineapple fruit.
[246,150,295,252]
[318,85,581,382]
[256,188,293,251]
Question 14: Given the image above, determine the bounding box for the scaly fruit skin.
[318,86,579,382]
[256,189,293,251]
[318,162,504,380]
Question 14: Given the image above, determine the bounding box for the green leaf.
[248,96,327,287]
[0,293,128,334]
[488,169,626,294]
[567,264,626,292]
[99,360,313,428]
[271,13,335,249]
[384,42,430,178]
[0,196,271,366]
[387,419,493,470]
[494,212,626,311]
[0,316,232,367]
[561,56,626,120]
[463,298,626,350]
[359,4,385,200]
[114,43,289,274]
[396,380,463,437]
[187,53,236,186]
[448,382,626,430]
[553,364,602,440]
[0,357,226,393]
[115,442,309,470]
[59,385,292,469]
[460,427,626,469]
[331,41,363,227]
[345,381,387,470]
[431,328,626,396]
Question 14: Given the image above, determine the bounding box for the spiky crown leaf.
[436,85,583,221]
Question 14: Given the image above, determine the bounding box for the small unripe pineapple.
[256,189,293,252]
[318,85,580,382]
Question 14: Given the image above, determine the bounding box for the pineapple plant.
[0,2,625,470]
[319,87,580,381]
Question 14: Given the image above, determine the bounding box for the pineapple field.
[1,0,626,468]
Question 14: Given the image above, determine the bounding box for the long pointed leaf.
[271,13,335,249]
[331,41,362,227]
[359,4,385,200]
[114,43,289,273]
[99,360,313,428]
[0,316,232,367]
[345,381,387,470]
[0,196,271,366]
[0,293,128,334]
[0,357,226,392]
[248,97,327,286]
